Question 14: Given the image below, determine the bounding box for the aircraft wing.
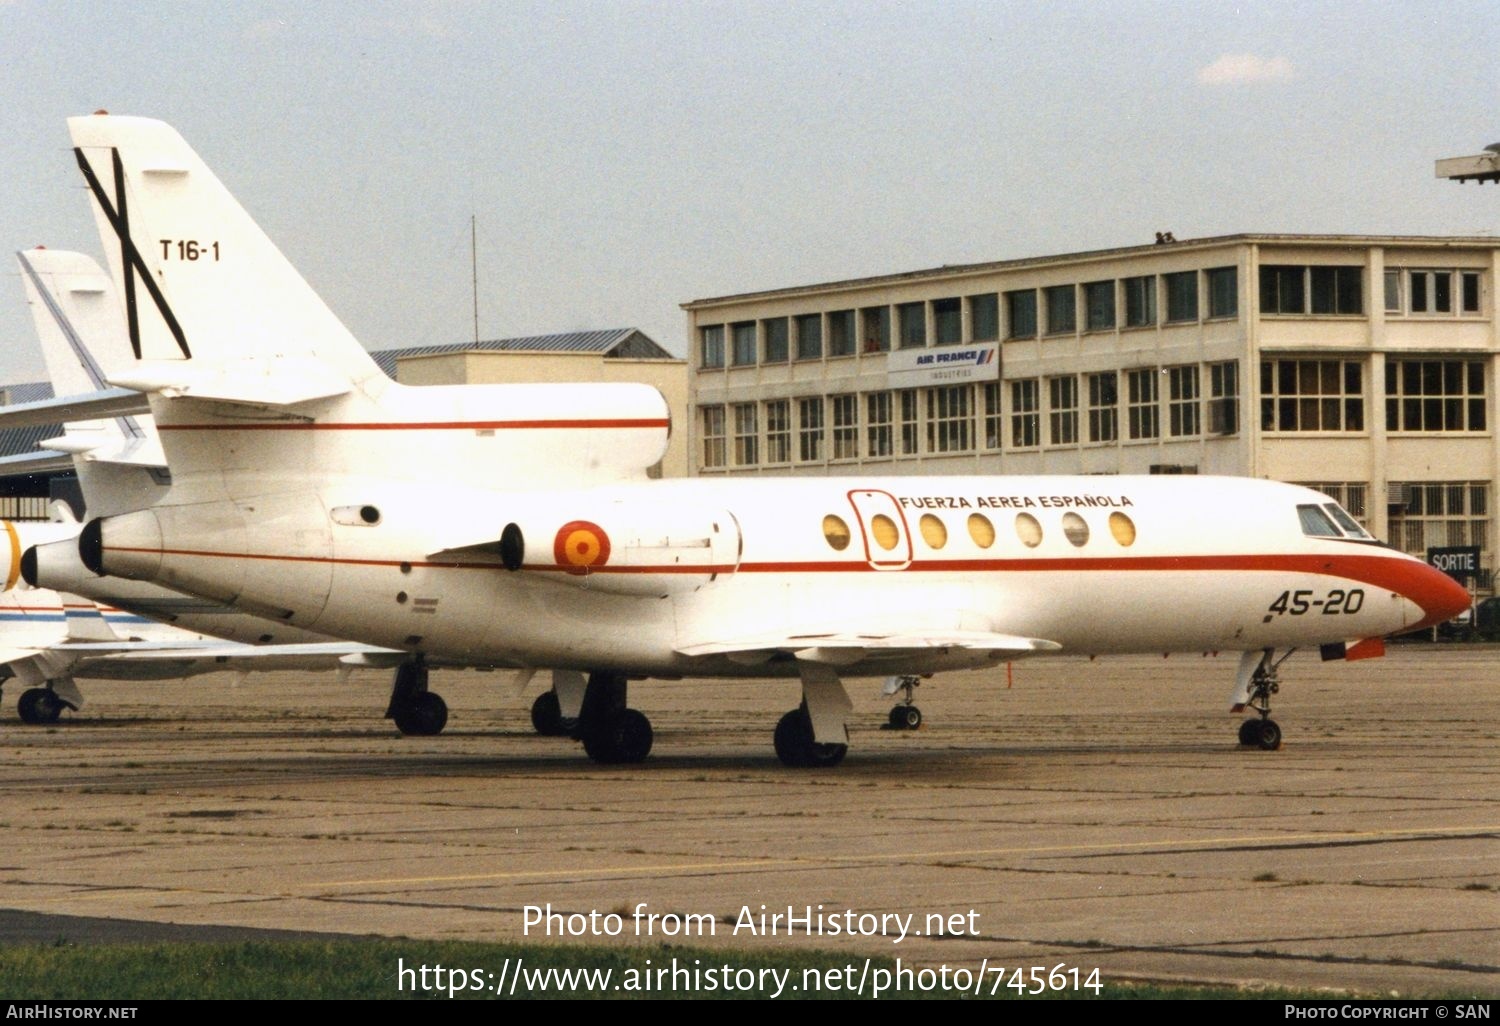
[675,630,1062,667]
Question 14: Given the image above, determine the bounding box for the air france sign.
[1427,546,1480,582]
[888,343,1000,386]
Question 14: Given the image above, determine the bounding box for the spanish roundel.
[553,520,611,575]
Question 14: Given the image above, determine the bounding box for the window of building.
[1087,371,1118,443]
[1007,289,1037,339]
[731,321,756,366]
[1260,265,1362,315]
[795,314,822,360]
[1165,271,1198,323]
[1208,360,1239,435]
[982,382,1002,449]
[1398,269,1484,316]
[860,306,890,352]
[1385,360,1487,432]
[1125,368,1159,440]
[1045,285,1076,335]
[1259,265,1304,314]
[1123,275,1156,328]
[866,392,893,457]
[1389,483,1490,588]
[732,402,757,465]
[701,405,726,467]
[1206,266,1238,319]
[1048,375,1078,445]
[968,293,999,342]
[1084,280,1116,331]
[1259,359,1365,432]
[1166,365,1200,437]
[798,396,824,461]
[828,310,856,357]
[700,325,725,369]
[926,385,973,453]
[831,393,858,459]
[1310,266,1363,314]
[762,317,789,362]
[897,302,926,348]
[1383,270,1402,314]
[765,400,791,463]
[899,389,919,455]
[933,297,962,345]
[1010,379,1040,448]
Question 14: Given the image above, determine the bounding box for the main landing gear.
[573,671,652,764]
[1235,648,1289,751]
[17,686,71,725]
[884,674,923,730]
[386,659,448,736]
[773,660,853,768]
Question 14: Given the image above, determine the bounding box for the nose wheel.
[883,674,923,730]
[1236,649,1286,751]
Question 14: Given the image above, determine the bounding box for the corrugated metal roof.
[369,329,675,378]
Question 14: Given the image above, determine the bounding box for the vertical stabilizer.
[67,113,383,404]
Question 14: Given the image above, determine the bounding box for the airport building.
[683,234,1500,594]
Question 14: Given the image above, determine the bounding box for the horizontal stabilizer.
[0,450,76,475]
[0,387,148,429]
[112,357,351,406]
[677,630,1061,666]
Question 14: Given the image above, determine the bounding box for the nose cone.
[1404,562,1473,632]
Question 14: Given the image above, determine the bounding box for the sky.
[1,0,1497,384]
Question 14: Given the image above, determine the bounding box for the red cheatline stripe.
[157,419,670,432]
[99,546,1446,594]
[101,545,1464,617]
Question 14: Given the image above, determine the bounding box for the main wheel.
[530,691,571,736]
[18,688,62,725]
[774,707,848,768]
[392,691,448,736]
[1252,718,1282,751]
[581,708,653,764]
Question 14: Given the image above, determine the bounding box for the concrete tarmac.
[0,645,1495,997]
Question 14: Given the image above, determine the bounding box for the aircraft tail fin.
[61,594,122,642]
[67,114,383,406]
[17,247,172,516]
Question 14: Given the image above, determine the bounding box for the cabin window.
[1297,504,1341,538]
[968,513,996,549]
[1109,512,1136,546]
[919,514,948,549]
[870,514,900,550]
[1062,512,1089,547]
[1015,512,1042,548]
[823,514,851,551]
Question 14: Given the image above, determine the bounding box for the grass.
[0,939,1371,1000]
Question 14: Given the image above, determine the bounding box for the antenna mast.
[470,215,479,345]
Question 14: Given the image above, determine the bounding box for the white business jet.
[26,114,1470,766]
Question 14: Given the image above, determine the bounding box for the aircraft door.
[846,489,912,570]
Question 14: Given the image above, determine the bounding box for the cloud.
[1196,53,1295,85]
